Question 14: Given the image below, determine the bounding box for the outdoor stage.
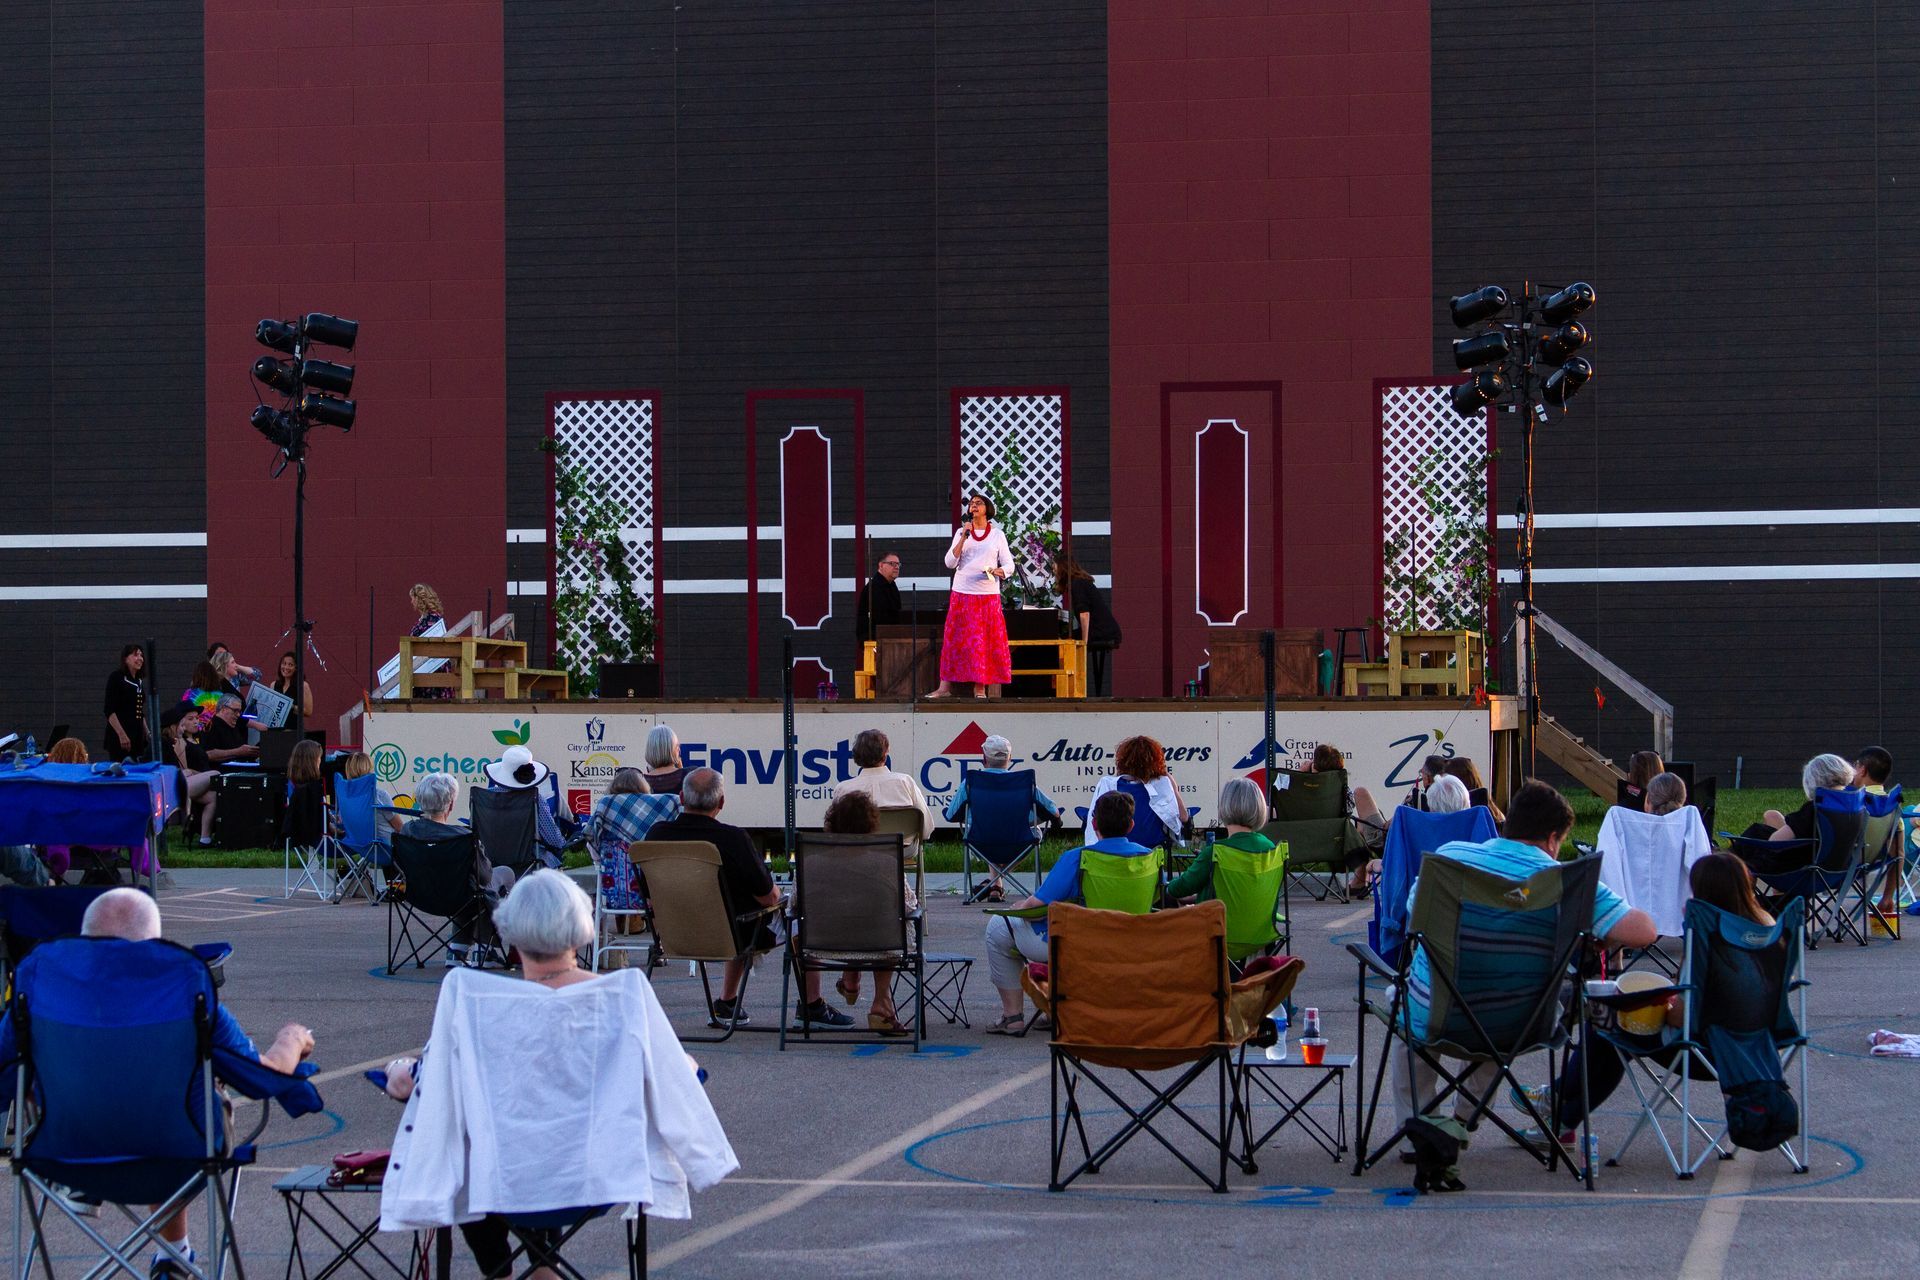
[363,696,1519,831]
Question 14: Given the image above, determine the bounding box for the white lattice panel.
[552,397,654,657]
[1380,384,1483,630]
[960,395,1064,530]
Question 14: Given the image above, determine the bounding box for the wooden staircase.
[1535,714,1626,797]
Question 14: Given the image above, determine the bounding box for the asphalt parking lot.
[12,871,1918,1280]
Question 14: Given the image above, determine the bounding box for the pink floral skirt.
[940,593,1012,684]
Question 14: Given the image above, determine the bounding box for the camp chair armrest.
[1346,941,1397,982]
[237,1096,275,1148]
[733,903,781,926]
[985,905,1049,921]
[1587,983,1688,1012]
[1788,977,1812,992]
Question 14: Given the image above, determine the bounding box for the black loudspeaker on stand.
[217,773,282,850]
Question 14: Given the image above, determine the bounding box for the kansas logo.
[492,720,532,746]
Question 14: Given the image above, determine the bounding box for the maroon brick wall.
[1107,0,1432,694]
[203,1,507,725]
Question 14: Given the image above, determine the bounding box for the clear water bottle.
[1265,1005,1290,1061]
[24,735,37,758]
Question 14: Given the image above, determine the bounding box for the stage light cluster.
[249,312,359,450]
[1444,281,1596,418]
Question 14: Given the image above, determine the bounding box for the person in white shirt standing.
[932,492,1015,698]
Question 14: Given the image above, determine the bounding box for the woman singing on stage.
[932,493,1015,698]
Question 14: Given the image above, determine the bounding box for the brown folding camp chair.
[1023,900,1300,1192]
[629,840,779,1043]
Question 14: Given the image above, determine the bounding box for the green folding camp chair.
[1212,837,1289,962]
[1080,847,1164,915]
[1349,854,1600,1188]
[1264,768,1364,903]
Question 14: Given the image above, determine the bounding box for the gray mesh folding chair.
[873,805,928,905]
[1349,854,1600,1187]
[1586,897,1810,1178]
[780,832,924,1051]
[630,840,779,1043]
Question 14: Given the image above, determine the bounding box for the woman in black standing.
[1055,551,1122,696]
[103,643,151,762]
[271,651,315,721]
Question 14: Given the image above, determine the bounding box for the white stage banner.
[364,705,1493,832]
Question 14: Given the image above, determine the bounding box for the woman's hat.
[483,744,550,790]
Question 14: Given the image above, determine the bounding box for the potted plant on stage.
[541,439,656,699]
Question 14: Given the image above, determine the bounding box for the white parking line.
[1677,1156,1754,1278]
[647,1064,1048,1271]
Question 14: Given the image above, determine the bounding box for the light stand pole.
[250,311,359,741]
[1445,279,1596,787]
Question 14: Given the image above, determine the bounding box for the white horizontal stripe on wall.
[0,532,207,549]
[507,522,1112,545]
[0,584,208,600]
[1495,508,1920,531]
[509,574,1112,596]
[1499,564,1920,584]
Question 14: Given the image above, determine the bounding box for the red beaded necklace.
[968,521,991,542]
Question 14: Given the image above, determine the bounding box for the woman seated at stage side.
[283,739,327,851]
[1090,735,1186,842]
[1314,743,1385,894]
[641,724,691,801]
[161,703,219,847]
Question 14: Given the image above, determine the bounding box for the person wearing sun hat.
[482,744,575,866]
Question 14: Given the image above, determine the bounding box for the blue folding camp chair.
[1116,778,1178,850]
[0,885,120,995]
[326,772,385,903]
[1366,805,1500,972]
[6,936,324,1280]
[956,769,1047,904]
[1586,897,1810,1179]
[1728,788,1866,948]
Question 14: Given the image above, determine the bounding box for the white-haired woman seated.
[1164,776,1277,904]
[641,724,690,801]
[383,869,597,1278]
[400,771,509,964]
[1748,753,1856,843]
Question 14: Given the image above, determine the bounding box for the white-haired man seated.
[941,734,1061,902]
[73,890,314,1278]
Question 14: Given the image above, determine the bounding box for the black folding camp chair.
[1350,855,1600,1187]
[383,833,500,973]
[1728,787,1866,948]
[1264,768,1364,903]
[470,786,542,879]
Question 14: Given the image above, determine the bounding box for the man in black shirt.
[854,550,904,642]
[645,768,852,1029]
[200,695,258,764]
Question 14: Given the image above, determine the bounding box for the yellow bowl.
[1615,970,1669,1036]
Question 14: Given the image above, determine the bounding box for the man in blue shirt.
[1392,781,1656,1151]
[981,790,1150,1034]
[0,889,314,1280]
[943,734,1063,901]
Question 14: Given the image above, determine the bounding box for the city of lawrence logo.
[585,717,606,743]
[492,720,532,746]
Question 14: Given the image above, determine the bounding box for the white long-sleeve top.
[1595,804,1713,937]
[1091,772,1186,839]
[379,968,738,1230]
[944,524,1015,596]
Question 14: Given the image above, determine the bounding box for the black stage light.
[1538,282,1596,325]
[251,404,298,449]
[252,356,300,396]
[1450,369,1507,416]
[255,319,299,353]
[1541,356,1594,406]
[1536,321,1589,365]
[297,358,355,395]
[1449,285,1510,329]
[300,312,358,351]
[1452,329,1511,371]
[299,392,356,429]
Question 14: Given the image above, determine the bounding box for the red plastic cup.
[1300,1037,1327,1066]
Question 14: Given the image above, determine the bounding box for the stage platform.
[364,696,1518,831]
